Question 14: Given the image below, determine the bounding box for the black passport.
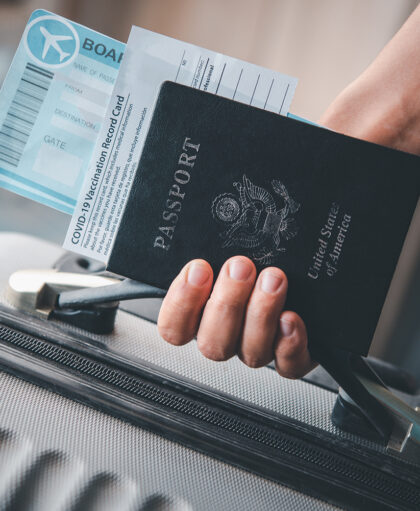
[108,81,420,355]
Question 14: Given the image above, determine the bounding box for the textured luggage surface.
[0,372,340,511]
[0,233,418,510]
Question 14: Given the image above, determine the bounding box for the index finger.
[158,259,213,346]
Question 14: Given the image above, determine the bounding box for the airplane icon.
[40,26,73,62]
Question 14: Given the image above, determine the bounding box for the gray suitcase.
[0,232,419,510]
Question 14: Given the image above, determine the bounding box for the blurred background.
[0,0,419,376]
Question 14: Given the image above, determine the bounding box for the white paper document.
[64,26,298,262]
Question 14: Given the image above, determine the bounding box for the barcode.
[0,62,53,168]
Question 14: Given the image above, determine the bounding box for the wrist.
[319,74,415,151]
[319,4,420,156]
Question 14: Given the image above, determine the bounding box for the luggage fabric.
[0,232,418,510]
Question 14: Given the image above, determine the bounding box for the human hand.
[158,256,315,378]
[159,6,420,378]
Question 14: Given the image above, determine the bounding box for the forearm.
[319,5,420,155]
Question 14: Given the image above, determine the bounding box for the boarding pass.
[0,9,124,213]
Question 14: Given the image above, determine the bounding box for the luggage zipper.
[0,315,419,511]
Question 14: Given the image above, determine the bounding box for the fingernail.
[261,272,283,294]
[279,318,294,337]
[187,262,211,287]
[229,258,253,281]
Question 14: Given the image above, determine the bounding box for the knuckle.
[199,345,232,362]
[275,363,301,380]
[275,353,311,379]
[171,300,197,317]
[278,370,299,380]
[241,356,267,369]
[282,335,302,356]
[208,296,245,316]
[162,291,203,321]
[247,301,277,322]
[238,345,271,368]
[158,324,192,346]
[197,336,233,361]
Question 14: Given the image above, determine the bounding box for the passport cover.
[108,81,420,355]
